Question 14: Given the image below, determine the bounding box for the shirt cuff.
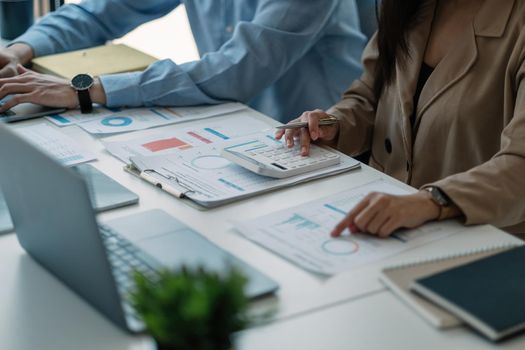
[10,29,57,57]
[99,72,143,108]
[421,181,471,223]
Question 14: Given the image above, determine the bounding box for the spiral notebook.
[380,243,521,329]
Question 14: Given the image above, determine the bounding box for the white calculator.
[221,134,341,178]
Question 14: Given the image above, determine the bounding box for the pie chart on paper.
[101,116,133,127]
[191,155,231,170]
[322,239,359,255]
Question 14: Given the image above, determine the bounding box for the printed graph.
[278,213,321,230]
[142,137,192,152]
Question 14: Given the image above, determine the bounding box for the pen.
[275,115,338,130]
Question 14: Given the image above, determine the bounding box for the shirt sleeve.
[426,57,525,229]
[11,0,181,57]
[98,0,344,108]
[326,34,379,156]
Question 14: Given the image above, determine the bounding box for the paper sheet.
[15,124,96,166]
[46,103,247,130]
[235,180,463,275]
[46,106,115,126]
[166,103,246,120]
[129,132,360,207]
[76,108,183,135]
[103,115,271,163]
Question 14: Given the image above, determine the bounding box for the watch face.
[430,187,449,206]
[71,74,94,90]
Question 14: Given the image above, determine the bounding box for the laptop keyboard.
[99,224,160,320]
[0,101,14,118]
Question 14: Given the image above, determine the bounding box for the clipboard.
[124,138,361,209]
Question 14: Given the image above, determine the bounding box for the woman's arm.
[325,33,379,157]
[276,34,379,156]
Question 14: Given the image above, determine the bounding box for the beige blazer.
[327,0,525,234]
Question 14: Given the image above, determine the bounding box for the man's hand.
[0,65,107,112]
[0,43,33,78]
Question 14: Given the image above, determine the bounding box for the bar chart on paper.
[103,115,271,163]
[236,180,463,275]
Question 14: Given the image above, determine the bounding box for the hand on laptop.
[275,110,339,156]
[0,65,107,113]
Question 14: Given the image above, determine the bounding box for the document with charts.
[103,115,271,163]
[15,124,96,166]
[75,107,184,135]
[235,180,465,275]
[127,132,360,208]
[46,103,246,129]
[46,105,115,126]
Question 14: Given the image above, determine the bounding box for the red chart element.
[187,131,212,144]
[142,137,190,152]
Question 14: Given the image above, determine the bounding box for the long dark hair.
[374,0,425,98]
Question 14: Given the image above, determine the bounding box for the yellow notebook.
[31,44,158,79]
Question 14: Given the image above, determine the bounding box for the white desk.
[0,109,522,350]
[237,290,525,350]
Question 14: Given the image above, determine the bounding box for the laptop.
[0,124,278,333]
[0,99,66,123]
[0,163,139,234]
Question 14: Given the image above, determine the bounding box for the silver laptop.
[0,99,66,123]
[0,123,278,333]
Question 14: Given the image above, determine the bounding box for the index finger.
[306,111,322,141]
[275,128,285,140]
[330,197,370,237]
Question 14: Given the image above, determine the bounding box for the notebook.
[0,164,139,234]
[31,44,157,79]
[380,244,519,328]
[411,245,525,341]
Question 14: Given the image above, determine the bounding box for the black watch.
[71,74,94,114]
[425,186,450,207]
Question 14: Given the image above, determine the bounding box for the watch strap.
[438,205,456,221]
[77,89,93,114]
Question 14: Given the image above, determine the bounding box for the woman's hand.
[330,190,442,238]
[0,65,107,113]
[275,109,339,156]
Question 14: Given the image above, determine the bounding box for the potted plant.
[131,266,251,350]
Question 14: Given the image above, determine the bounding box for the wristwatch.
[424,186,451,220]
[71,74,94,114]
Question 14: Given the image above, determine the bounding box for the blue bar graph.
[279,213,320,230]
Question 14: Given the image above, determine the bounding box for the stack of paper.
[127,132,360,208]
[103,115,271,163]
[46,103,247,135]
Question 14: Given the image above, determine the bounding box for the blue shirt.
[14,0,367,122]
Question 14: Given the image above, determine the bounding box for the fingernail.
[311,131,318,140]
[301,146,307,154]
